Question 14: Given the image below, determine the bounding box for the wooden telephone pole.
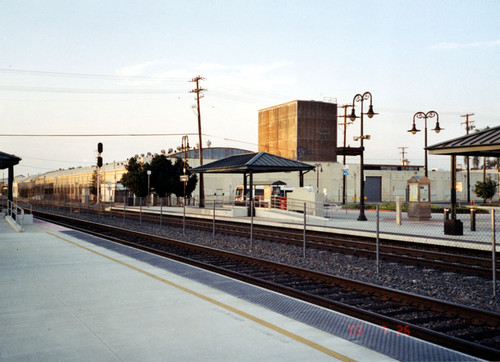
[461,113,475,203]
[190,76,206,207]
[337,104,352,204]
[398,147,409,166]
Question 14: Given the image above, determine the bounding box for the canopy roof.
[427,126,500,157]
[0,151,21,169]
[191,152,315,174]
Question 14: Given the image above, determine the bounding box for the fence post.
[123,195,126,222]
[250,199,254,250]
[492,209,497,298]
[213,199,216,239]
[160,197,163,228]
[303,202,307,259]
[183,196,186,235]
[470,209,476,232]
[139,197,142,225]
[376,204,380,275]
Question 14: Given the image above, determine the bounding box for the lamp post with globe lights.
[349,91,376,221]
[407,111,443,177]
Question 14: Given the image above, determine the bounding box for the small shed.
[0,151,22,202]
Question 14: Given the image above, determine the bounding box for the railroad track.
[38,205,499,278]
[34,210,500,360]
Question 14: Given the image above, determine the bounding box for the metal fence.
[13,194,499,299]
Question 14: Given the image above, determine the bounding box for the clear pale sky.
[1,0,499,177]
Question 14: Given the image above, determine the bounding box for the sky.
[1,0,499,177]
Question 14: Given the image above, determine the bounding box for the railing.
[7,200,26,230]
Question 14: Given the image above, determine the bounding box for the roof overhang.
[427,126,500,157]
[0,151,21,169]
[191,152,315,174]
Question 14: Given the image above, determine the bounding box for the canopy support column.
[444,155,463,235]
[8,165,13,202]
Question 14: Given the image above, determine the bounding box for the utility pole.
[398,147,408,166]
[338,104,352,205]
[190,76,206,207]
[461,113,475,203]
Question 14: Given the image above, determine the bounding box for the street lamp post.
[181,135,190,235]
[181,135,190,201]
[349,91,376,221]
[147,170,151,205]
[407,111,443,177]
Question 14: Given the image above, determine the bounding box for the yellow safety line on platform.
[48,231,357,362]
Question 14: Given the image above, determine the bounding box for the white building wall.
[14,156,500,205]
[193,159,500,204]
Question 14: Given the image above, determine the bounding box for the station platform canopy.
[0,151,21,170]
[427,125,500,157]
[0,151,22,202]
[191,151,315,174]
[427,125,500,234]
[191,152,315,209]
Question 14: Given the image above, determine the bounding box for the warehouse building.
[258,100,337,162]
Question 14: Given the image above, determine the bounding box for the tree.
[149,154,175,198]
[172,158,197,198]
[90,169,98,197]
[120,155,198,203]
[473,176,498,203]
[120,157,149,197]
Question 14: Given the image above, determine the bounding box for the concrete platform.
[0,218,480,361]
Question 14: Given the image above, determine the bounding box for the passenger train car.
[234,184,295,207]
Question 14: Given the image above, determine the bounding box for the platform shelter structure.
[0,151,21,202]
[428,125,500,234]
[191,152,315,212]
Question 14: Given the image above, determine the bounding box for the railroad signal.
[97,142,103,168]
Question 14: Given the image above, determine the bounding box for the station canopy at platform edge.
[0,151,21,170]
[427,125,500,157]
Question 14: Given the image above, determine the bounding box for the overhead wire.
[0,132,200,137]
[0,67,183,81]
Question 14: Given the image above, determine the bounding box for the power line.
[0,133,199,137]
[0,85,184,94]
[0,68,183,81]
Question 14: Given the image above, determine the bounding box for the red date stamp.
[347,323,411,338]
[347,324,363,337]
[382,324,411,336]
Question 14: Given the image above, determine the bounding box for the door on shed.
[365,176,382,202]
